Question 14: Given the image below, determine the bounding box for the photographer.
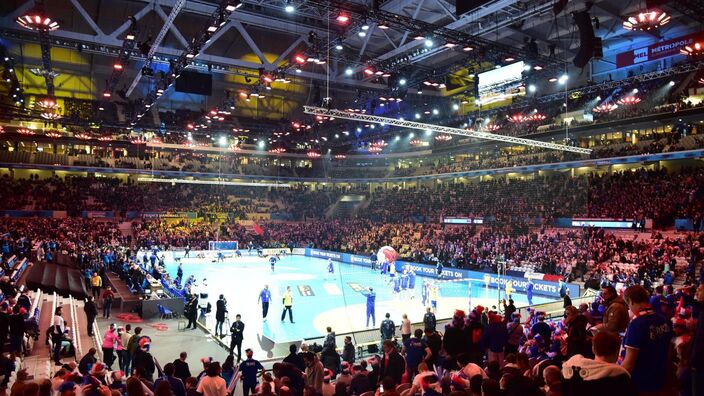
[215,294,227,338]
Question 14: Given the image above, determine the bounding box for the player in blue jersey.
[360,287,376,327]
[326,258,335,280]
[269,255,277,272]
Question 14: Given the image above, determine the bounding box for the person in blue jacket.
[526,278,535,306]
[258,285,272,320]
[407,268,416,299]
[361,287,376,327]
[370,253,378,271]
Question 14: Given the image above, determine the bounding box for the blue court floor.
[163,252,554,344]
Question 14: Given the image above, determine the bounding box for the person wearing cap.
[90,362,108,384]
[239,349,265,396]
[133,337,156,382]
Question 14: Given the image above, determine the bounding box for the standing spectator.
[214,295,227,338]
[505,314,523,355]
[133,338,156,382]
[303,351,324,394]
[483,313,508,366]
[621,285,673,394]
[173,352,191,383]
[83,297,97,337]
[595,286,629,335]
[323,327,336,350]
[91,273,102,300]
[403,329,430,379]
[102,324,119,369]
[120,324,133,374]
[341,336,355,365]
[283,344,305,372]
[101,286,115,319]
[379,340,404,386]
[8,306,24,356]
[154,363,186,396]
[196,362,227,396]
[564,306,592,359]
[127,327,144,373]
[239,349,265,396]
[400,314,411,343]
[52,307,65,366]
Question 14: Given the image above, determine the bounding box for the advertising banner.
[304,249,578,298]
[616,32,704,68]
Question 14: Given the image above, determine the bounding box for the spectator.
[621,285,673,394]
[196,361,227,396]
[154,363,186,396]
[379,340,404,386]
[595,286,629,335]
[173,352,191,383]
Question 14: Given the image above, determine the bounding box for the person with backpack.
[126,326,143,372]
[101,286,115,319]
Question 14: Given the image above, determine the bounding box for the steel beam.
[303,106,592,154]
[125,0,187,97]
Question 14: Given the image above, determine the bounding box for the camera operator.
[215,294,228,338]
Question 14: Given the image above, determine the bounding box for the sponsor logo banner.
[616,32,704,68]
[305,249,579,298]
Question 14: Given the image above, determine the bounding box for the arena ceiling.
[0,0,702,151]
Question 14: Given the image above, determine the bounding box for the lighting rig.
[101,16,139,106]
[130,0,243,124]
[292,0,564,91]
[0,46,25,106]
[16,0,58,97]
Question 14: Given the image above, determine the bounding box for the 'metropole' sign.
[616,31,704,69]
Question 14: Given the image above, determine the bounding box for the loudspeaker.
[175,70,212,96]
[572,11,595,68]
[456,0,491,16]
[593,37,603,59]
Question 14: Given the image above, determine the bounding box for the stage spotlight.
[558,74,568,85]
[336,13,350,24]
[452,103,459,110]
[345,68,354,76]
[424,38,433,47]
[284,0,295,13]
[415,113,421,119]
[335,44,343,50]
[669,80,675,86]
[224,0,242,12]
[528,84,536,93]
[399,78,406,85]
[358,31,367,37]
[432,108,439,115]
